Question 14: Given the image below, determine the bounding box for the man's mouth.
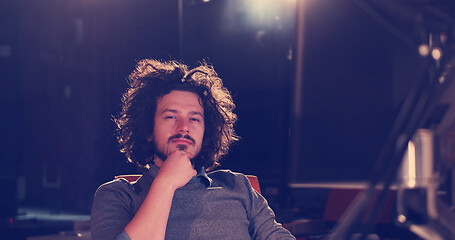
[171,138,193,145]
[168,134,195,145]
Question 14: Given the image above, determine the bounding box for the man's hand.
[125,149,196,240]
[155,150,197,190]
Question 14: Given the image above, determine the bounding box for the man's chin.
[176,144,188,151]
[168,143,197,156]
[157,146,197,160]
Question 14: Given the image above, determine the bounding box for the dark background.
[0,0,297,215]
[1,0,455,233]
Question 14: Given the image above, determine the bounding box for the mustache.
[168,133,196,144]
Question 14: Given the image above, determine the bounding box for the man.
[91,59,295,240]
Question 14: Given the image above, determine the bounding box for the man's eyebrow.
[160,109,203,117]
[189,111,204,117]
[160,109,179,114]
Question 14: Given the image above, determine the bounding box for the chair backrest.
[114,174,141,183]
[245,175,261,194]
[115,174,261,194]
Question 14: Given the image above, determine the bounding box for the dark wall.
[289,0,423,183]
[181,0,295,176]
[1,0,296,215]
[1,0,179,213]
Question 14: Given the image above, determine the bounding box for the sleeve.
[243,175,296,240]
[91,181,135,240]
[115,231,131,240]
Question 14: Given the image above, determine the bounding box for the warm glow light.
[240,0,294,28]
[439,76,446,84]
[397,214,407,223]
[418,44,429,57]
[431,48,442,60]
[407,141,416,188]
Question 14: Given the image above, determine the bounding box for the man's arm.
[124,150,196,240]
[244,175,296,240]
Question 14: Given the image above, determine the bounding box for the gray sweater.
[91,167,295,240]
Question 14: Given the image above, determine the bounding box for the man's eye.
[164,116,176,119]
[190,118,201,122]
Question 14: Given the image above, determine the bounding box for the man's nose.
[177,118,189,133]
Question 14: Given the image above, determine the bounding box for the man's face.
[151,90,205,163]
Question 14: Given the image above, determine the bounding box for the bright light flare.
[418,44,429,57]
[407,141,416,188]
[431,48,442,61]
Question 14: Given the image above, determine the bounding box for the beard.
[151,133,203,170]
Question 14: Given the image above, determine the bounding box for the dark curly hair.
[114,59,238,170]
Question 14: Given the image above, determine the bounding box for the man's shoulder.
[206,169,252,190]
[95,178,134,196]
[207,169,246,178]
[95,173,152,196]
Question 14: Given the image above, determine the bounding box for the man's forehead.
[157,90,204,113]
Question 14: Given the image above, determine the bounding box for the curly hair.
[114,59,238,170]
